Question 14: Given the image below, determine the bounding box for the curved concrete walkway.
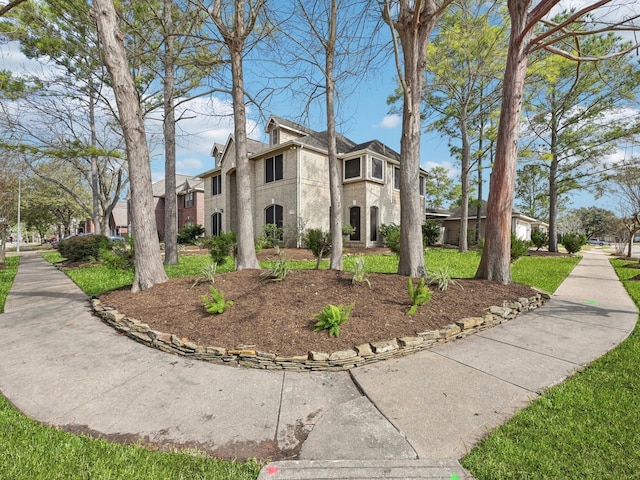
[0,249,636,479]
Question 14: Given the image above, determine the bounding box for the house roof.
[111,201,128,226]
[446,202,543,223]
[152,174,204,198]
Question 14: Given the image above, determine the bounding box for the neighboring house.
[198,115,428,248]
[151,175,205,240]
[79,201,129,237]
[442,203,548,246]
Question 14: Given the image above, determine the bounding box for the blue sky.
[1,0,632,216]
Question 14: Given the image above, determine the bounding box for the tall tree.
[119,0,219,265]
[195,0,267,270]
[1,0,128,236]
[419,0,507,252]
[92,0,168,291]
[514,163,550,221]
[476,0,640,283]
[424,165,458,209]
[606,159,640,257]
[522,23,640,252]
[281,0,382,270]
[382,0,453,277]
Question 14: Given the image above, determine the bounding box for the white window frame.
[212,174,222,196]
[371,157,384,181]
[343,157,362,181]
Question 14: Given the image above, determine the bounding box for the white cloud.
[177,156,204,172]
[421,160,457,178]
[376,114,401,129]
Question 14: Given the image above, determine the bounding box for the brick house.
[151,175,205,240]
[198,115,427,247]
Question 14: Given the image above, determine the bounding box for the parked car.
[109,235,125,243]
[587,238,605,246]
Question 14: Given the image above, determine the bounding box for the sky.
[1,0,637,216]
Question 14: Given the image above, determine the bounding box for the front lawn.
[0,256,20,313]
[461,257,640,479]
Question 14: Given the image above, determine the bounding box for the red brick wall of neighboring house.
[177,191,204,229]
[155,196,166,240]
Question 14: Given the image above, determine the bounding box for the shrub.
[407,276,432,315]
[511,234,531,261]
[177,224,205,244]
[531,229,549,251]
[562,232,587,255]
[303,228,332,269]
[379,223,401,254]
[201,285,233,314]
[342,224,356,237]
[263,223,283,248]
[422,220,441,247]
[314,303,355,338]
[99,236,134,271]
[208,232,237,265]
[58,234,110,262]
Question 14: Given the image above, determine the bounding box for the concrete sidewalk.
[0,249,636,480]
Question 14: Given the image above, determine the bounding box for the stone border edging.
[91,291,548,371]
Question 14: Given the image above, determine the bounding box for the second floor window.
[265,154,283,183]
[371,157,383,181]
[184,191,195,208]
[212,174,222,195]
[344,157,361,180]
[394,167,400,190]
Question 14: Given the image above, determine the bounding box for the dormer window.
[270,128,279,145]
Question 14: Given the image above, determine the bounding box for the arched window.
[211,212,222,236]
[265,204,283,229]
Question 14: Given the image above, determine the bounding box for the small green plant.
[350,255,371,288]
[260,254,291,281]
[511,234,531,261]
[191,261,217,289]
[208,232,238,265]
[427,266,462,291]
[201,285,233,314]
[561,232,587,255]
[303,228,332,269]
[406,276,432,315]
[313,303,355,338]
[263,223,283,248]
[531,229,549,251]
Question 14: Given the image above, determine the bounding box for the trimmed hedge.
[57,234,110,262]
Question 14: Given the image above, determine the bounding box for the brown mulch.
[99,248,538,357]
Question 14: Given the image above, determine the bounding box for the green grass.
[44,248,581,296]
[0,256,20,313]
[461,257,640,479]
[512,255,582,293]
[0,394,261,480]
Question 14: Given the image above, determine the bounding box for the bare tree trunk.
[475,0,531,283]
[230,42,260,270]
[88,82,102,235]
[327,0,343,271]
[459,109,470,252]
[92,0,168,292]
[163,0,178,265]
[385,0,443,277]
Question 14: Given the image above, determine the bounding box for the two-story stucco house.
[198,115,427,248]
